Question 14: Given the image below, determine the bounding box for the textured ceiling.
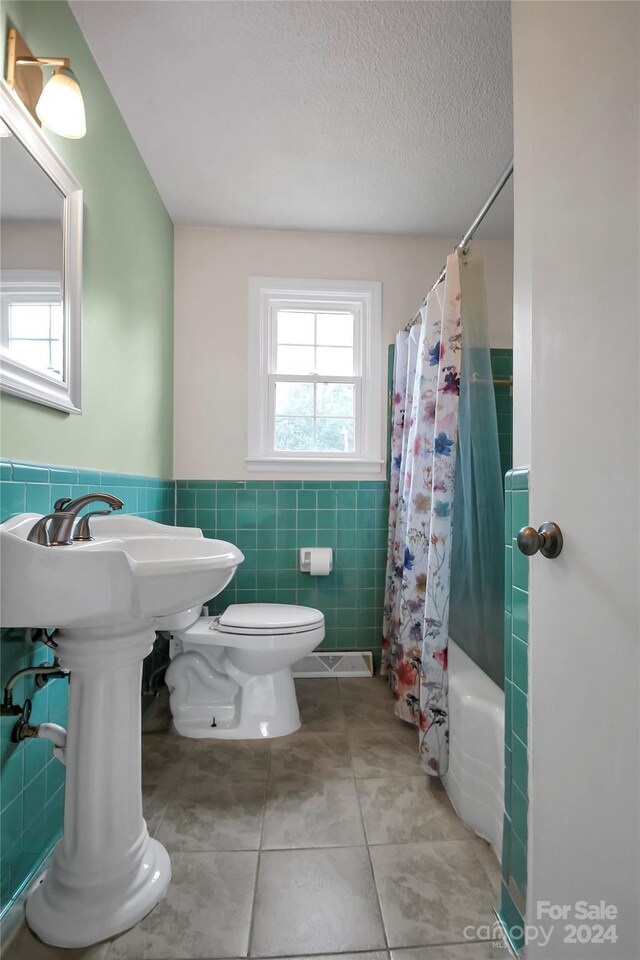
[70,0,513,237]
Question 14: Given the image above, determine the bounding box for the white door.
[512,2,639,957]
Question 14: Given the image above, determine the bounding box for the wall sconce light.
[5,28,86,139]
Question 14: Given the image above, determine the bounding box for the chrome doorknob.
[517,522,563,559]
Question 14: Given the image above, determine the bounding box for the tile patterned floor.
[4,677,505,960]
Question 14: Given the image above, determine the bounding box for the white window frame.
[1,270,63,376]
[247,277,382,474]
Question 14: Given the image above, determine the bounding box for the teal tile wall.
[490,349,513,483]
[498,467,529,955]
[0,459,174,918]
[175,480,389,654]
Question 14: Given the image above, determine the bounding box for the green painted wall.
[0,1,174,477]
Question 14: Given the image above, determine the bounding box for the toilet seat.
[179,603,324,642]
[218,603,324,636]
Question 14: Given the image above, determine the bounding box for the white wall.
[174,227,513,479]
[0,221,62,271]
[512,2,639,956]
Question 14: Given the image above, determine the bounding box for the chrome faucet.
[53,493,124,544]
[27,493,124,547]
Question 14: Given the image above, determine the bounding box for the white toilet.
[165,603,324,739]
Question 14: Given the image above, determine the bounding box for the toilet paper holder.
[299,548,333,575]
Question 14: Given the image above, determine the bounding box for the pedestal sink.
[0,514,244,948]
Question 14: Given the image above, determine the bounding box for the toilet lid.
[217,603,324,636]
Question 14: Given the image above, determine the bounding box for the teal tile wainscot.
[175,480,389,655]
[498,467,529,954]
[0,460,174,918]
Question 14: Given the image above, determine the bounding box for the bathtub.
[442,638,505,860]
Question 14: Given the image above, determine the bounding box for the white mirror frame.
[0,81,82,414]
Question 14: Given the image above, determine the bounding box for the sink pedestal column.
[25,624,172,948]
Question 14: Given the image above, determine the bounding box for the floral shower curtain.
[381,324,420,676]
[382,251,463,776]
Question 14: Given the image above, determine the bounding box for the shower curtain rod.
[404,157,514,331]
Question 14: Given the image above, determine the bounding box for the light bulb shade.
[36,67,86,139]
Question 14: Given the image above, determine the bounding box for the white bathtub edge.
[442,638,505,861]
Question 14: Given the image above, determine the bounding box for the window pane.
[316,346,353,375]
[316,313,353,346]
[9,339,51,372]
[50,304,64,341]
[315,418,355,452]
[276,345,315,374]
[275,417,314,451]
[316,382,354,417]
[9,304,52,339]
[277,311,314,344]
[275,381,314,416]
[50,340,64,378]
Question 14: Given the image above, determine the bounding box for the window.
[6,302,64,378]
[0,272,64,379]
[247,277,382,473]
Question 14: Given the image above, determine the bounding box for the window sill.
[245,457,384,475]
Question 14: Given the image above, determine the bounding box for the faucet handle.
[27,512,76,547]
[54,497,72,511]
[73,510,112,542]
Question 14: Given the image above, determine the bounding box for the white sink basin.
[0,514,244,628]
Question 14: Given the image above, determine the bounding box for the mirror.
[0,81,82,413]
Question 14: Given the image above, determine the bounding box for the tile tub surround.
[490,349,513,484]
[0,459,174,918]
[4,676,504,959]
[497,468,529,954]
[175,480,389,655]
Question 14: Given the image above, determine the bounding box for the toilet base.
[170,667,302,739]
